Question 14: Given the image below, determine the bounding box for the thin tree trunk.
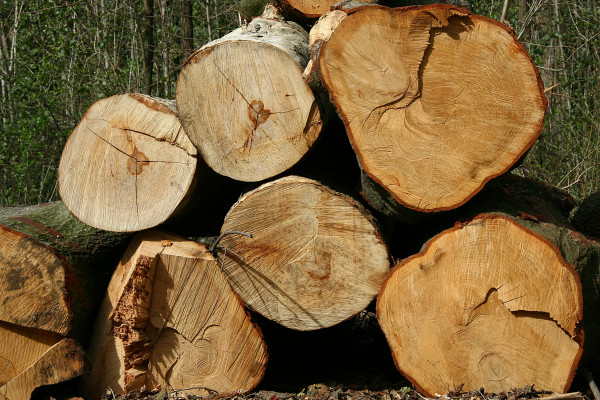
[205,0,212,41]
[179,0,194,64]
[142,0,154,95]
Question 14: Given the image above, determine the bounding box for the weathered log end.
[377,215,583,395]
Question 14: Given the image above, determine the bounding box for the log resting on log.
[279,0,377,20]
[0,226,87,399]
[83,231,267,399]
[307,4,546,214]
[0,201,131,343]
[218,175,390,331]
[176,5,323,182]
[58,93,199,232]
[377,214,583,396]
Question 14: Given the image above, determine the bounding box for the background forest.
[0,0,598,206]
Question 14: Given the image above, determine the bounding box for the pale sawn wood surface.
[83,230,267,398]
[314,5,546,212]
[377,215,583,395]
[219,176,390,331]
[176,6,322,182]
[58,93,197,232]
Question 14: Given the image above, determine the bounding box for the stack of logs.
[1,1,599,399]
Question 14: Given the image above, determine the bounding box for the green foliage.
[0,0,598,206]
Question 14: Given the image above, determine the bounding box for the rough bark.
[176,5,324,182]
[82,230,267,399]
[307,4,546,214]
[377,214,583,396]
[572,191,600,239]
[218,175,390,331]
[58,93,200,233]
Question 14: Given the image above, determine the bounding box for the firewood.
[176,5,324,182]
[217,175,390,331]
[82,231,267,399]
[377,214,583,396]
[306,4,546,216]
[58,93,199,232]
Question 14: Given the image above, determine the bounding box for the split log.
[0,226,87,399]
[307,4,546,215]
[176,5,324,182]
[58,93,200,232]
[377,214,583,396]
[572,191,600,239]
[218,175,390,331]
[83,231,267,399]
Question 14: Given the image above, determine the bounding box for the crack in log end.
[127,146,151,175]
[247,100,271,129]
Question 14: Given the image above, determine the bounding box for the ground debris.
[100,385,588,400]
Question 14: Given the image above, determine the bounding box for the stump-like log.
[83,231,267,399]
[377,214,583,396]
[218,176,390,331]
[176,6,323,182]
[308,4,546,214]
[58,93,199,232]
[280,0,377,20]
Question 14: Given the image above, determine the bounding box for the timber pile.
[2,2,599,399]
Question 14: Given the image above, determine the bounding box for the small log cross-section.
[58,93,198,232]
[218,176,390,331]
[377,215,583,396]
[176,5,323,182]
[0,226,87,400]
[311,4,547,213]
[280,0,377,19]
[83,231,267,399]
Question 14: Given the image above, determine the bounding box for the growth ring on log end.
[316,5,547,212]
[176,6,322,182]
[58,93,198,232]
[219,176,390,331]
[376,215,583,395]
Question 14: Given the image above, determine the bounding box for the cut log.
[308,4,546,214]
[377,214,583,396]
[83,231,267,399]
[0,338,86,400]
[218,175,390,331]
[279,0,377,20]
[58,93,199,232]
[176,5,323,182]
[0,225,88,398]
[572,191,600,239]
[0,201,131,343]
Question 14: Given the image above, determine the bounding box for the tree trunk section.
[280,0,377,20]
[0,226,88,398]
[377,214,583,396]
[218,175,390,331]
[142,0,155,94]
[176,5,323,182]
[82,230,267,399]
[309,4,546,214]
[58,93,200,233]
